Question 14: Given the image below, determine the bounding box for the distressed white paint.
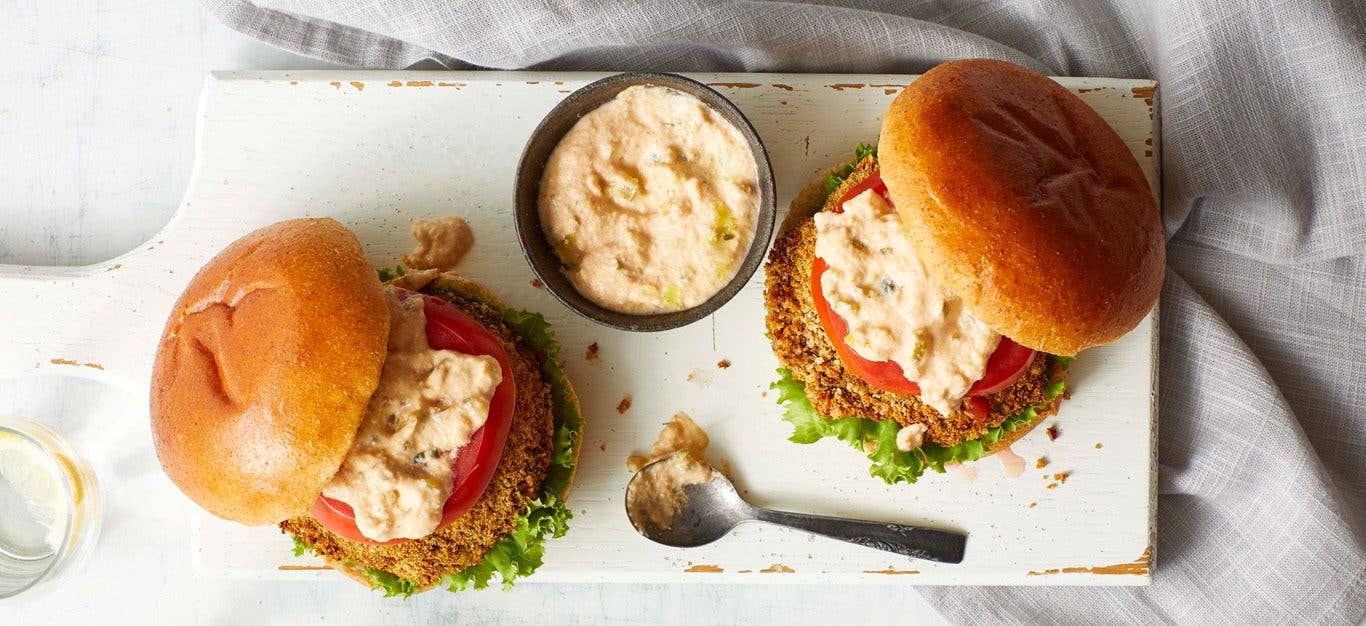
[0,72,1158,595]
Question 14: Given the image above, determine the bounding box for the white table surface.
[0,4,949,623]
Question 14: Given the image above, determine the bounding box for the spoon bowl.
[625,456,967,564]
[626,458,749,548]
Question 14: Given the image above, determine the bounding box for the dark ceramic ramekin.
[514,72,776,332]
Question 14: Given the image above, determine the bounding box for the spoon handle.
[751,508,966,564]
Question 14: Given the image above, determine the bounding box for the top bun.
[150,218,389,525]
[880,59,1164,355]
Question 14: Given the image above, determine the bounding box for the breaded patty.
[764,156,1063,448]
[280,287,554,588]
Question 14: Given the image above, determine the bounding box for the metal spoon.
[625,456,967,564]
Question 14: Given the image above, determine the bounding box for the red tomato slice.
[832,169,890,213]
[811,256,921,395]
[811,169,1036,404]
[966,338,1036,396]
[311,290,516,545]
[964,397,991,424]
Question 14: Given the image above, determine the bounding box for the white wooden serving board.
[0,71,1159,586]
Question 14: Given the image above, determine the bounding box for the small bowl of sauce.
[515,72,776,331]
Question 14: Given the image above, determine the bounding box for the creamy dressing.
[624,413,714,533]
[625,451,713,534]
[539,85,760,314]
[626,412,709,473]
[625,415,715,533]
[814,189,1001,416]
[322,288,502,542]
[895,423,929,452]
[949,463,979,481]
[996,446,1026,478]
[403,217,474,272]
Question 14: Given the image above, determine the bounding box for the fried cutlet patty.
[280,284,555,589]
[764,155,1063,449]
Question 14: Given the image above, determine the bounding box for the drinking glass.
[0,419,102,599]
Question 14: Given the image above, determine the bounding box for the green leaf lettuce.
[363,568,419,598]
[771,356,1068,485]
[291,535,318,558]
[824,143,878,196]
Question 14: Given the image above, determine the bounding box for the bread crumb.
[616,395,632,414]
[717,359,732,369]
[1046,425,1059,441]
[1052,472,1071,484]
[1095,442,1103,449]
[1028,502,1036,508]
[586,342,599,361]
[1035,457,1048,469]
[598,440,607,452]
[530,278,544,289]
[1046,483,1058,489]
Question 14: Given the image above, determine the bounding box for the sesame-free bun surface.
[151,218,389,525]
[880,59,1164,355]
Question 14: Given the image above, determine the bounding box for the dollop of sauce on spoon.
[625,412,715,533]
[625,452,713,534]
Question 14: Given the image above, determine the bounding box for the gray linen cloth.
[203,1,1365,622]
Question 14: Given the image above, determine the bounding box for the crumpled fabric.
[203,0,1366,622]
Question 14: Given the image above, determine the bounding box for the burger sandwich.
[150,218,582,596]
[765,59,1163,483]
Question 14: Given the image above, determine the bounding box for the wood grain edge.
[1026,547,1152,577]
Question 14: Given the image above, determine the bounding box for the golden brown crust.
[280,284,557,590]
[764,160,1061,449]
[880,59,1164,356]
[150,218,389,525]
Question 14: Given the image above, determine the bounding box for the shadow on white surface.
[0,5,340,267]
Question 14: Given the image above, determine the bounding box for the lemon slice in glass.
[0,431,69,558]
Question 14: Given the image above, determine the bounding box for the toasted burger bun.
[150,218,389,526]
[880,59,1164,356]
[765,158,1060,450]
